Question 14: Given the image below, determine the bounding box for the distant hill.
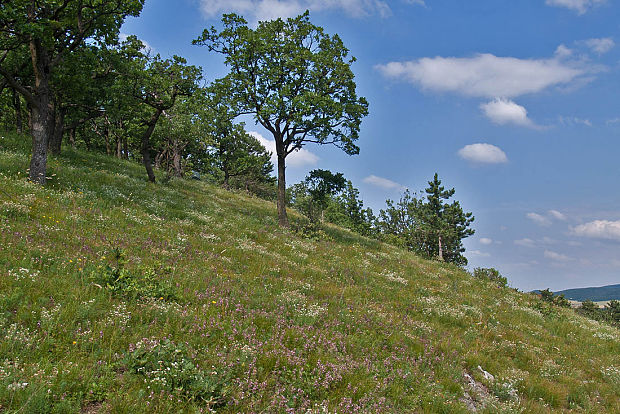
[555,284,620,302]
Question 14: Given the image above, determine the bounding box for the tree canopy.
[194,12,368,226]
[0,0,145,184]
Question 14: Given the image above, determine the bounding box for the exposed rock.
[460,372,492,412]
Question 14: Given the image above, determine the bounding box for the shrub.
[539,289,571,308]
[125,338,227,406]
[473,267,508,288]
[91,249,176,300]
[581,300,598,313]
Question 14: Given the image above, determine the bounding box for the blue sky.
[122,0,620,292]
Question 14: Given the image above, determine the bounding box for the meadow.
[0,132,619,413]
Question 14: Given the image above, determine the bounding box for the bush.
[539,289,571,308]
[125,338,227,406]
[473,267,508,288]
[90,249,176,301]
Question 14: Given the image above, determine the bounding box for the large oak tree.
[194,12,368,227]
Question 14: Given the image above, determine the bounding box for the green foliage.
[376,174,475,265]
[539,289,571,308]
[290,169,346,223]
[580,300,598,312]
[606,300,620,322]
[324,180,376,237]
[473,267,508,288]
[91,249,176,301]
[195,12,369,225]
[2,135,620,412]
[540,288,555,303]
[125,338,227,406]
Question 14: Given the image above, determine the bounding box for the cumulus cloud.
[554,44,574,58]
[480,238,493,245]
[527,212,552,227]
[546,0,607,15]
[572,220,620,241]
[376,53,587,98]
[583,37,615,55]
[480,98,539,128]
[363,175,406,191]
[458,143,508,164]
[544,250,573,262]
[199,0,394,21]
[249,131,319,168]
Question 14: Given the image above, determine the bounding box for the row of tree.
[1,4,476,263]
[1,5,368,228]
[289,171,475,265]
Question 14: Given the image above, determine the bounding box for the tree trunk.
[154,151,163,169]
[116,135,122,158]
[28,38,53,185]
[12,89,23,134]
[438,235,444,261]
[49,106,65,155]
[223,169,230,189]
[27,103,33,132]
[123,136,129,159]
[29,104,51,184]
[141,109,162,183]
[276,152,289,227]
[69,128,76,147]
[104,126,112,155]
[172,139,183,178]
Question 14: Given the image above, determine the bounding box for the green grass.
[1,131,619,413]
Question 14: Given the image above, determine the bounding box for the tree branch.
[0,66,37,108]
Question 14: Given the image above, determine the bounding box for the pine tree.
[421,174,475,265]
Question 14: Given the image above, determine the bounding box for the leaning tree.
[194,12,368,226]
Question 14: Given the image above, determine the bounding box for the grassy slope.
[0,133,619,413]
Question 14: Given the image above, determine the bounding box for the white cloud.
[558,116,592,127]
[480,238,493,245]
[544,250,573,262]
[376,53,587,98]
[515,238,536,248]
[249,131,319,168]
[458,143,508,164]
[480,98,538,128]
[546,0,607,15]
[469,250,491,258]
[120,33,154,53]
[363,175,406,191]
[548,210,567,221]
[572,220,620,241]
[584,37,615,55]
[527,212,552,227]
[554,44,574,58]
[607,118,620,126]
[199,0,394,21]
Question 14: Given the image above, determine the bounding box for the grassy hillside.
[1,133,619,413]
[555,285,620,302]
